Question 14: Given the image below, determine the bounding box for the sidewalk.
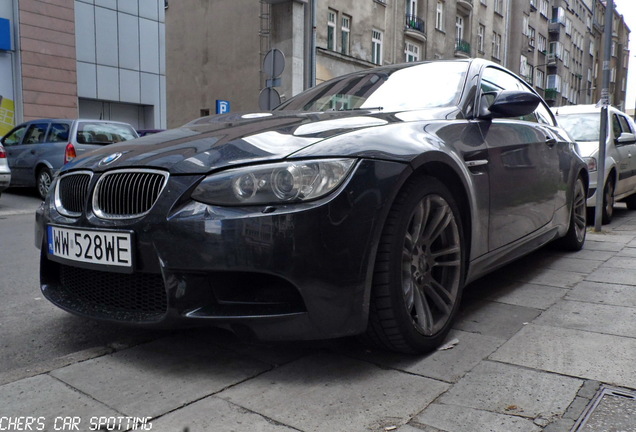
[1,205,636,432]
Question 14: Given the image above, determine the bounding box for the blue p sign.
[216,100,230,114]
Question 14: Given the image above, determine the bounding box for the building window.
[563,49,570,67]
[372,29,383,65]
[436,1,444,31]
[328,10,337,51]
[405,42,420,62]
[565,17,572,35]
[492,31,501,59]
[407,0,417,16]
[478,24,485,53]
[494,0,503,15]
[536,69,545,89]
[523,15,529,35]
[455,16,464,42]
[538,34,546,53]
[341,15,351,55]
[589,41,594,56]
[539,0,549,17]
[528,26,536,48]
[530,0,537,9]
[611,41,616,57]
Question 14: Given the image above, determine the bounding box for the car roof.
[552,104,624,115]
[17,119,135,126]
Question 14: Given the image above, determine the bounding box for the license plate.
[47,225,133,269]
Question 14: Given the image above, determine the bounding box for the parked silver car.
[553,105,636,224]
[1,119,138,199]
[0,143,11,198]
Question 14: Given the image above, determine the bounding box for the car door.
[612,112,636,196]
[4,122,50,186]
[478,66,563,251]
[1,124,28,185]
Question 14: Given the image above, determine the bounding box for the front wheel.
[601,178,615,224]
[36,167,53,200]
[363,176,465,354]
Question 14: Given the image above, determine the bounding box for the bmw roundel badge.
[99,152,123,166]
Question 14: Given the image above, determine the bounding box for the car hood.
[63,108,456,174]
[575,141,601,158]
[63,111,383,174]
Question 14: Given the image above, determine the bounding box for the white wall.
[75,0,166,129]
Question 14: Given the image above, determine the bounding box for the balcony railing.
[405,14,426,35]
[455,39,471,57]
[544,88,558,101]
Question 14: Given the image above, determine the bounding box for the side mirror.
[616,132,636,145]
[479,90,541,119]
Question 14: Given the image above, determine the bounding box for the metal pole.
[594,0,613,232]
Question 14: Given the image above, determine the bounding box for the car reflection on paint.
[35,59,588,353]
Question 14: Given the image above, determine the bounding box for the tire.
[554,176,586,251]
[601,177,614,224]
[363,175,465,354]
[36,167,53,200]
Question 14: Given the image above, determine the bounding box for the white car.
[553,104,636,224]
[0,143,11,198]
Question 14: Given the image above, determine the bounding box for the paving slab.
[437,361,583,419]
[490,324,636,389]
[599,256,636,270]
[553,248,616,261]
[582,240,625,252]
[218,353,449,432]
[585,267,636,286]
[0,374,121,430]
[466,279,568,310]
[454,300,542,340]
[51,335,272,418]
[535,300,636,338]
[148,396,297,431]
[345,329,504,383]
[414,403,542,432]
[566,281,636,308]
[616,246,636,257]
[586,232,635,244]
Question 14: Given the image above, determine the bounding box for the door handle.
[545,137,557,147]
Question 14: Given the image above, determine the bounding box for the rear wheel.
[364,176,465,354]
[36,167,53,200]
[554,176,586,251]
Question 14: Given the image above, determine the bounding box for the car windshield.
[76,122,138,144]
[556,113,600,141]
[276,62,468,112]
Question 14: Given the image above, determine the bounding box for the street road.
[0,189,170,384]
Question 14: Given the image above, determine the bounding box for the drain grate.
[572,386,636,432]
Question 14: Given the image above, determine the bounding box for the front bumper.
[36,159,407,340]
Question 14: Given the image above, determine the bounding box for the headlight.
[584,157,597,172]
[192,159,356,205]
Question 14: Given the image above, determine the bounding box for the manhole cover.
[572,386,636,432]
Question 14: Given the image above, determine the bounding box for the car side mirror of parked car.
[478,90,541,120]
[615,132,636,145]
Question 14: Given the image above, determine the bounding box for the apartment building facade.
[0,0,167,137]
[165,0,630,128]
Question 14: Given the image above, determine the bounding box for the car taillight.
[64,143,76,164]
[0,146,6,158]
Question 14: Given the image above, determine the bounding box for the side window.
[1,126,27,146]
[611,114,622,138]
[617,115,633,135]
[480,66,548,124]
[23,123,50,145]
[48,123,70,143]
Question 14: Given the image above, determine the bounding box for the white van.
[553,104,636,224]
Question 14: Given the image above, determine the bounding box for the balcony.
[544,88,558,102]
[405,14,427,41]
[455,39,471,58]
[548,21,562,34]
[457,0,473,14]
[546,53,557,65]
